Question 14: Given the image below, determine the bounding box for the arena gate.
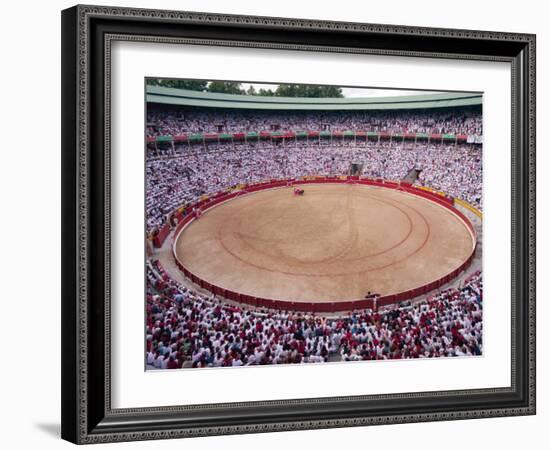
[349,162,365,176]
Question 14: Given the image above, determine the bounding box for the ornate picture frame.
[61,5,535,444]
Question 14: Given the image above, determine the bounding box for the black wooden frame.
[61,4,536,444]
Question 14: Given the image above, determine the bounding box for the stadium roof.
[147,85,482,111]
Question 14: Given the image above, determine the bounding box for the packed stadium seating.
[146,141,482,233]
[145,106,483,369]
[147,106,483,136]
[146,261,482,369]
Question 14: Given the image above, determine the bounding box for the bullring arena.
[145,85,484,368]
[173,180,476,309]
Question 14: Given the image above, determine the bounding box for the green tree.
[257,88,276,96]
[318,86,344,98]
[145,79,343,98]
[274,84,343,98]
[207,81,245,94]
[146,78,208,91]
[274,84,301,97]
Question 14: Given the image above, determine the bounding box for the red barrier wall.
[171,177,477,313]
[153,222,171,248]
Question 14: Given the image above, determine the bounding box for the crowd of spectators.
[146,140,482,232]
[146,260,482,369]
[415,144,482,208]
[147,106,483,136]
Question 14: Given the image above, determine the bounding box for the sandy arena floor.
[174,184,475,302]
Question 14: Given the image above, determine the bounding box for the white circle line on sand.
[169,181,477,306]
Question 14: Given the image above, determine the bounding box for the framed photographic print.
[61,4,536,444]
